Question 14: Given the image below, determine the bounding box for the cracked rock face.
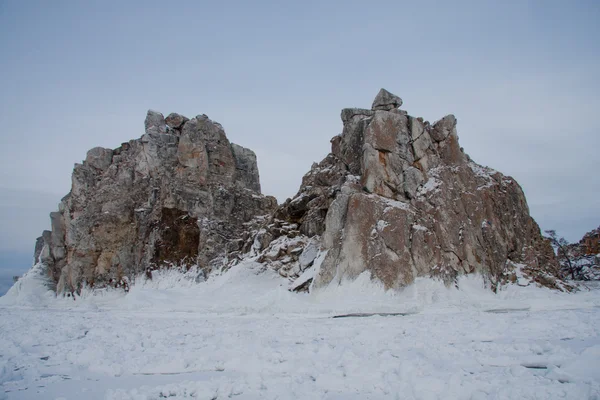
[262,89,562,291]
[37,111,276,294]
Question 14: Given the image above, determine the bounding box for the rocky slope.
[561,226,600,280]
[34,89,564,295]
[571,227,600,257]
[243,89,563,292]
[35,111,276,294]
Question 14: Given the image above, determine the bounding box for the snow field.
[1,262,599,399]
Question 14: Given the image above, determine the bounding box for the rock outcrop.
[572,227,600,257]
[35,89,564,295]
[247,89,563,292]
[36,111,276,293]
[561,226,600,280]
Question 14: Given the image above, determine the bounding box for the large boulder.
[165,113,189,130]
[372,88,403,111]
[144,110,167,135]
[85,147,113,171]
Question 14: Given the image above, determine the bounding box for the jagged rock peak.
[371,88,403,111]
[35,110,276,294]
[31,91,567,297]
[246,89,566,293]
[144,110,168,135]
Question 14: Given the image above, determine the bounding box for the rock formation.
[35,111,276,293]
[560,226,600,280]
[572,227,600,257]
[245,89,563,292]
[35,89,565,295]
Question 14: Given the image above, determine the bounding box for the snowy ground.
[1,263,599,399]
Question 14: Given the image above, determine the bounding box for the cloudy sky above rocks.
[0,0,598,273]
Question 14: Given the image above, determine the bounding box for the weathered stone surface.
[572,227,600,256]
[315,192,415,289]
[403,166,424,199]
[165,113,189,130]
[231,143,261,192]
[37,111,276,294]
[341,108,374,124]
[372,88,403,111]
[430,114,457,142]
[247,89,563,292]
[273,153,348,238]
[85,147,113,171]
[145,110,167,135]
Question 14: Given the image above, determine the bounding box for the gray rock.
[250,89,564,293]
[85,147,113,171]
[403,166,424,199]
[231,143,261,192]
[341,108,374,123]
[299,239,320,269]
[371,88,403,111]
[165,113,189,130]
[430,114,457,142]
[144,110,167,135]
[36,110,276,294]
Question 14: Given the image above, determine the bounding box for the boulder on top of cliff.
[144,110,168,135]
[165,112,189,130]
[85,147,113,171]
[371,88,403,111]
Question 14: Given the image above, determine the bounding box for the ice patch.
[417,177,442,196]
[375,196,412,213]
[468,161,498,178]
[376,220,390,231]
[0,262,56,306]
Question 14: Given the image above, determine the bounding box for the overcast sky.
[0,0,598,274]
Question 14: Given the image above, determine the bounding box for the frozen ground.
[1,263,599,399]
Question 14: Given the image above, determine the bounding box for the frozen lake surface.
[1,263,599,399]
